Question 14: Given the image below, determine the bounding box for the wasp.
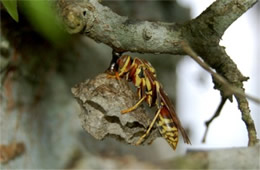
[107,52,191,150]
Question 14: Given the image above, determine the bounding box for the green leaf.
[20,0,68,46]
[2,0,19,22]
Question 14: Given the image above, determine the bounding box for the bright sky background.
[177,0,260,149]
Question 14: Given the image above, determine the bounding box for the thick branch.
[58,0,185,54]
[57,0,257,54]
[191,0,258,40]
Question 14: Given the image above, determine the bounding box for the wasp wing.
[142,64,191,144]
[158,87,191,144]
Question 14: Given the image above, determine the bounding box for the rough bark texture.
[58,0,185,54]
[57,0,257,55]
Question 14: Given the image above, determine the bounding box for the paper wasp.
[107,52,191,150]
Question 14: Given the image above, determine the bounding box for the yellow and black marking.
[107,54,190,150]
[156,107,179,150]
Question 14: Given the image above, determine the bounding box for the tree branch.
[57,0,257,54]
[57,0,185,54]
[202,97,227,143]
[190,0,258,40]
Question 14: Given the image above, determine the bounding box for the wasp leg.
[121,96,146,114]
[106,72,120,80]
[135,107,161,145]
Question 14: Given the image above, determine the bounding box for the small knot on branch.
[142,27,152,41]
[61,4,86,33]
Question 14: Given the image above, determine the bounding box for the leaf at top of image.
[2,0,19,22]
[20,0,69,47]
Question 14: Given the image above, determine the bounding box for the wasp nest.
[71,73,159,145]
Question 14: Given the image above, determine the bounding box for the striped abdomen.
[156,106,179,150]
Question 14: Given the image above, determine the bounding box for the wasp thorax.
[117,55,131,70]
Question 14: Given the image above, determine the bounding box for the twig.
[202,97,227,143]
[236,95,259,146]
[181,42,260,104]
